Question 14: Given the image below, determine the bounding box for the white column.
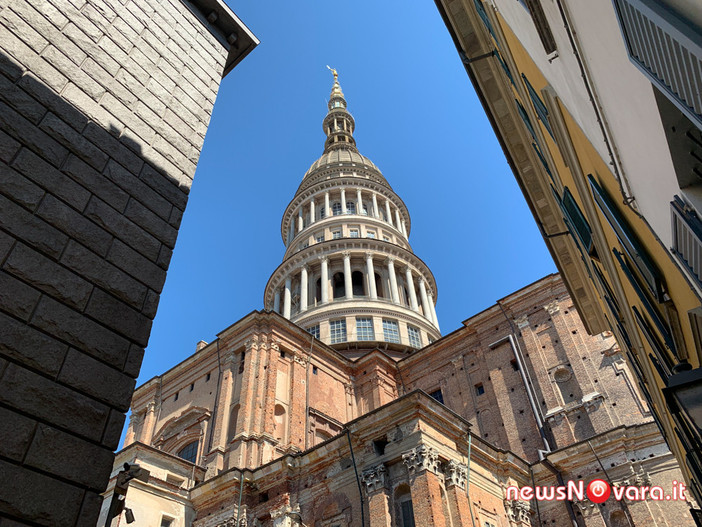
[273,289,281,313]
[320,256,329,303]
[401,219,407,237]
[300,265,308,312]
[366,252,377,300]
[283,277,292,319]
[325,191,331,218]
[395,209,402,231]
[356,189,363,215]
[297,208,304,232]
[405,267,418,312]
[341,188,347,214]
[309,199,316,225]
[343,251,353,299]
[372,193,379,218]
[428,291,440,332]
[385,200,393,226]
[418,279,431,322]
[387,257,400,304]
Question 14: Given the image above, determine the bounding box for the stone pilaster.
[402,444,447,526]
[445,460,472,527]
[362,464,391,527]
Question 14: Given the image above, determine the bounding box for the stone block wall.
[0,0,256,524]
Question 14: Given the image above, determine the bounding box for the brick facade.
[108,275,695,526]
[0,0,257,524]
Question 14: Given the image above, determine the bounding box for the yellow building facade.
[435,0,702,513]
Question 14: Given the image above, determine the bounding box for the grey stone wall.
[0,0,255,524]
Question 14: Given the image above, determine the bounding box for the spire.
[323,67,357,153]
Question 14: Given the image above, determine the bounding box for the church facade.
[100,77,695,527]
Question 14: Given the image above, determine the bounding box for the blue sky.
[137,2,557,387]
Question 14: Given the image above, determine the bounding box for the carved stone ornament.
[402,444,441,476]
[581,392,604,412]
[515,314,529,329]
[215,517,246,527]
[445,460,467,489]
[618,465,652,487]
[361,463,387,494]
[146,400,158,413]
[245,336,259,351]
[294,354,309,367]
[505,499,531,523]
[544,407,566,425]
[544,300,560,315]
[572,498,597,513]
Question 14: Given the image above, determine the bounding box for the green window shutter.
[473,0,497,41]
[551,185,595,256]
[494,50,515,86]
[613,248,675,356]
[562,187,594,255]
[589,175,665,302]
[516,99,538,143]
[522,73,554,138]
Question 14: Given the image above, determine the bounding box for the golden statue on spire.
[326,65,338,82]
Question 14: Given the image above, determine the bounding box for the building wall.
[0,0,256,523]
[114,275,694,526]
[434,0,702,504]
[400,276,651,462]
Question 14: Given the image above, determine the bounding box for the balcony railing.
[672,196,702,289]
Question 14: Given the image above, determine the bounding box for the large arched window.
[177,440,199,464]
[333,272,345,299]
[394,485,415,527]
[315,278,322,303]
[346,201,356,214]
[352,271,365,296]
[332,202,342,216]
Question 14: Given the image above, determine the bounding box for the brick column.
[402,444,447,526]
[233,336,259,467]
[204,349,237,473]
[445,460,471,527]
[288,353,309,451]
[140,400,159,445]
[361,463,391,527]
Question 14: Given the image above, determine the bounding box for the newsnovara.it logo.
[506,479,687,503]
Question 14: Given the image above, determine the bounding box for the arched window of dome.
[315,278,322,303]
[346,201,356,214]
[332,273,345,299]
[319,206,326,220]
[375,273,385,299]
[176,440,199,464]
[394,485,415,527]
[332,202,342,216]
[362,203,369,216]
[352,271,365,296]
